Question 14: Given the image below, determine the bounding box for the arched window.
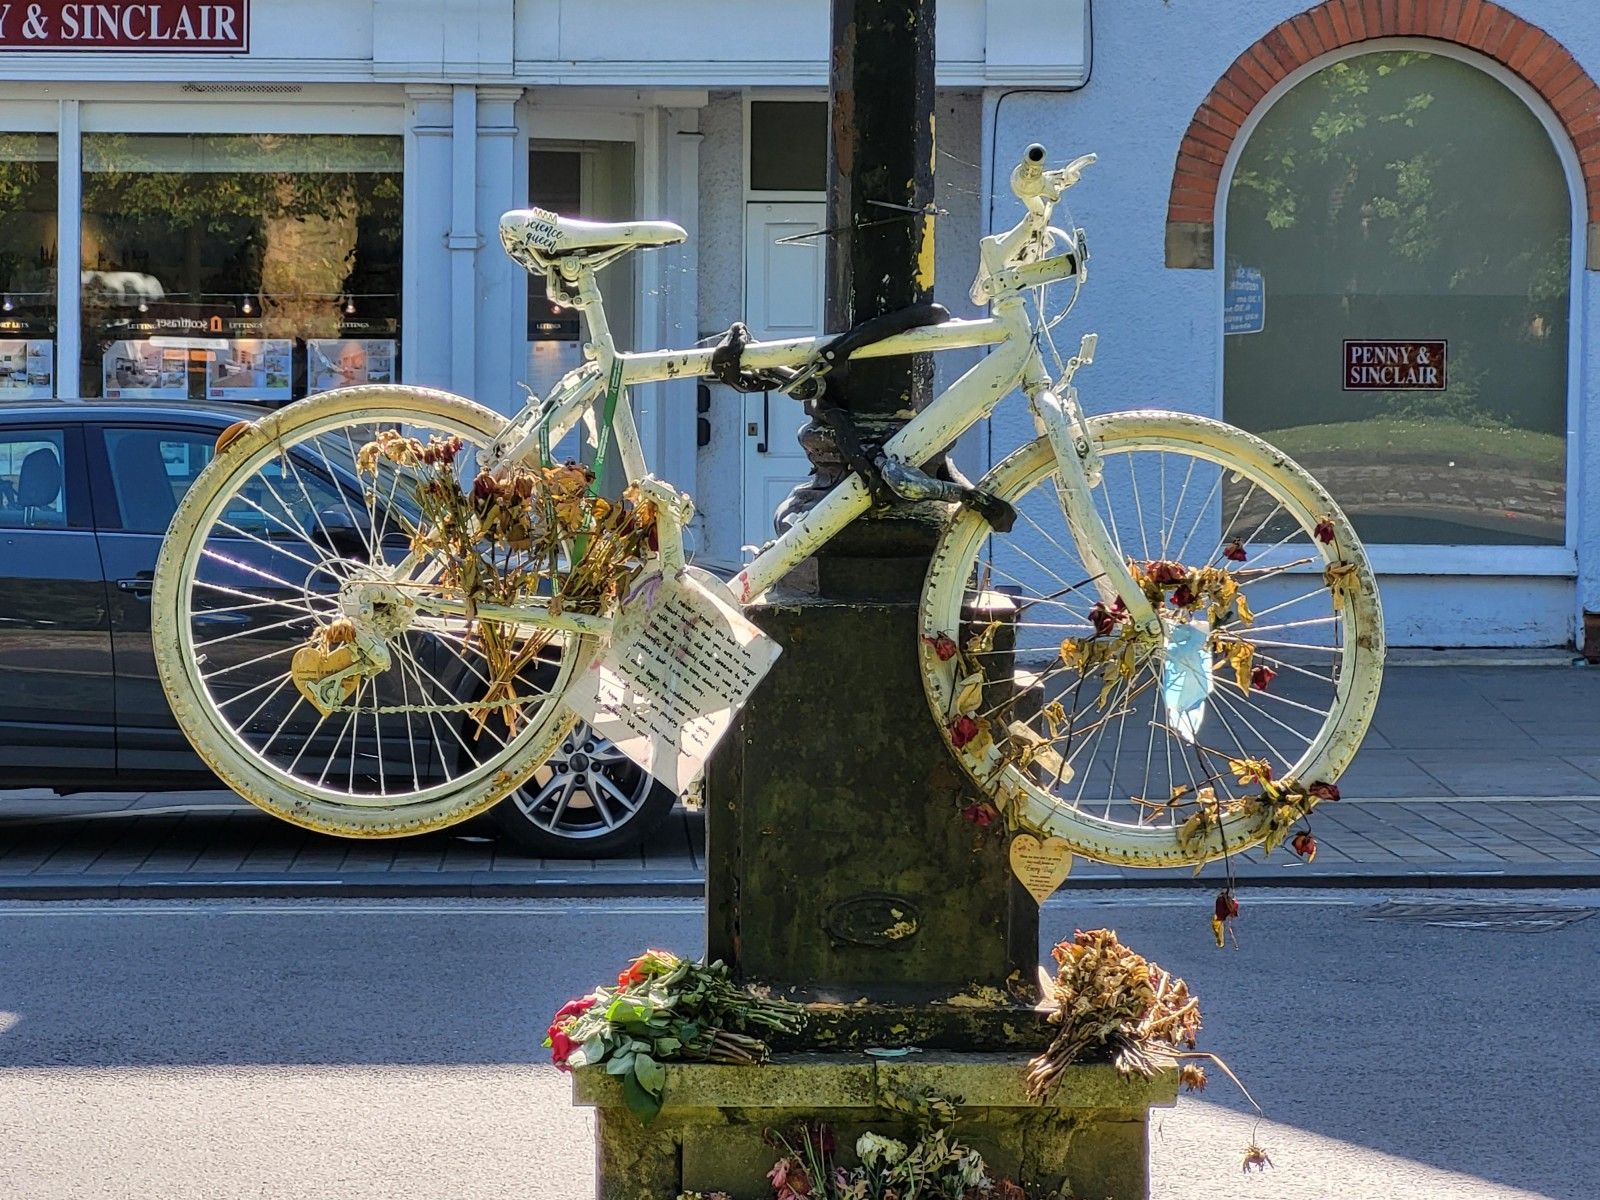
[1224,49,1570,547]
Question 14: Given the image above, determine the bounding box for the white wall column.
[657,106,702,494]
[54,99,81,400]
[448,85,480,398]
[403,85,453,391]
[474,86,525,416]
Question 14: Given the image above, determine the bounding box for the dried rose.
[1230,757,1274,786]
[1089,601,1118,636]
[1214,890,1239,921]
[949,715,981,749]
[961,801,999,827]
[1170,584,1196,608]
[1146,559,1187,585]
[1250,665,1276,691]
[922,632,959,662]
[1314,517,1336,544]
[1309,780,1341,802]
[1291,830,1318,862]
[1223,540,1248,562]
[1179,1063,1208,1092]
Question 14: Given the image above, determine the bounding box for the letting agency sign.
[0,2,248,51]
[1343,339,1448,391]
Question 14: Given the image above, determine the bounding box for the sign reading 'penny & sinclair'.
[0,2,248,51]
[1343,339,1448,391]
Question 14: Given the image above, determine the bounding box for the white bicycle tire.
[920,410,1384,868]
[152,384,591,839]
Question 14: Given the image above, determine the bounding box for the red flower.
[617,961,649,988]
[922,632,959,662]
[1146,560,1186,585]
[949,715,981,748]
[962,801,999,827]
[1291,830,1318,862]
[549,1028,577,1072]
[472,471,495,501]
[1170,584,1196,608]
[547,996,594,1034]
[1223,540,1248,563]
[1314,518,1336,544]
[1214,890,1239,921]
[1250,665,1276,691]
[1089,602,1117,636]
[1309,780,1341,802]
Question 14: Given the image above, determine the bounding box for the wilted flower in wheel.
[1314,517,1336,544]
[1223,540,1248,562]
[1145,559,1186,585]
[1250,665,1276,691]
[1089,601,1119,636]
[1309,780,1341,802]
[1170,583,1196,608]
[949,715,981,749]
[921,631,959,661]
[1291,830,1318,862]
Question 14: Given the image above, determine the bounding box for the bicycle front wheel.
[921,411,1384,868]
[152,385,591,838]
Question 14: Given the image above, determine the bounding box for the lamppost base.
[574,1052,1179,1200]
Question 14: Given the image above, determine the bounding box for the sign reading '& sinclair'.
[0,2,248,50]
[1343,339,1447,391]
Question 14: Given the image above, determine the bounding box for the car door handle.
[117,576,154,597]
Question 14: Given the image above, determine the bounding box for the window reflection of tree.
[79,133,402,399]
[1226,52,1570,546]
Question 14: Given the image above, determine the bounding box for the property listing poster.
[307,339,396,394]
[103,340,190,399]
[208,339,293,401]
[0,340,53,399]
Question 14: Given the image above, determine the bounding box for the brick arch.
[1165,0,1600,268]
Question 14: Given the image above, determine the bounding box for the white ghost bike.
[151,144,1383,868]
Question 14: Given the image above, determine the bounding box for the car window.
[0,428,72,530]
[103,428,217,534]
[222,457,352,540]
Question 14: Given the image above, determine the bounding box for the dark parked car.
[0,399,674,856]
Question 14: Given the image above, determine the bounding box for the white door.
[741,201,825,549]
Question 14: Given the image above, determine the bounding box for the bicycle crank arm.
[1032,388,1160,634]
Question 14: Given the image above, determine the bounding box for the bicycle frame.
[473,262,1159,636]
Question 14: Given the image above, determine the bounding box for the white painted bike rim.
[152,385,589,839]
[920,411,1384,868]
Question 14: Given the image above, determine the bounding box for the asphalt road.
[0,889,1594,1200]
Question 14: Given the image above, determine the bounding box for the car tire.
[488,721,678,858]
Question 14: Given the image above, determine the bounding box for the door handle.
[117,575,154,597]
[755,390,770,454]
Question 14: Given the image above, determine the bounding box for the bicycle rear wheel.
[920,411,1384,868]
[152,385,589,838]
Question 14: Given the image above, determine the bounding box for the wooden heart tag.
[1009,834,1073,904]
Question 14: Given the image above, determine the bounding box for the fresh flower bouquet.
[545,949,807,1120]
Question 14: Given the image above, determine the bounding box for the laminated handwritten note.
[562,570,782,793]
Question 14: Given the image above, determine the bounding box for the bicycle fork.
[1029,377,1161,638]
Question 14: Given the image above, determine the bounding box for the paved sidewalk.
[2,664,1598,897]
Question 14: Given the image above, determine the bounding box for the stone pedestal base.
[573,1051,1177,1200]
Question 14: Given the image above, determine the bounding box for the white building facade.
[3,0,1596,649]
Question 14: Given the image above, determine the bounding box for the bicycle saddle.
[500,208,686,269]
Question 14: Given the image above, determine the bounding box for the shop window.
[526,142,635,402]
[749,101,827,192]
[80,134,402,405]
[1224,51,1570,547]
[0,134,58,400]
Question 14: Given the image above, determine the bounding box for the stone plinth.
[573,1051,1178,1200]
